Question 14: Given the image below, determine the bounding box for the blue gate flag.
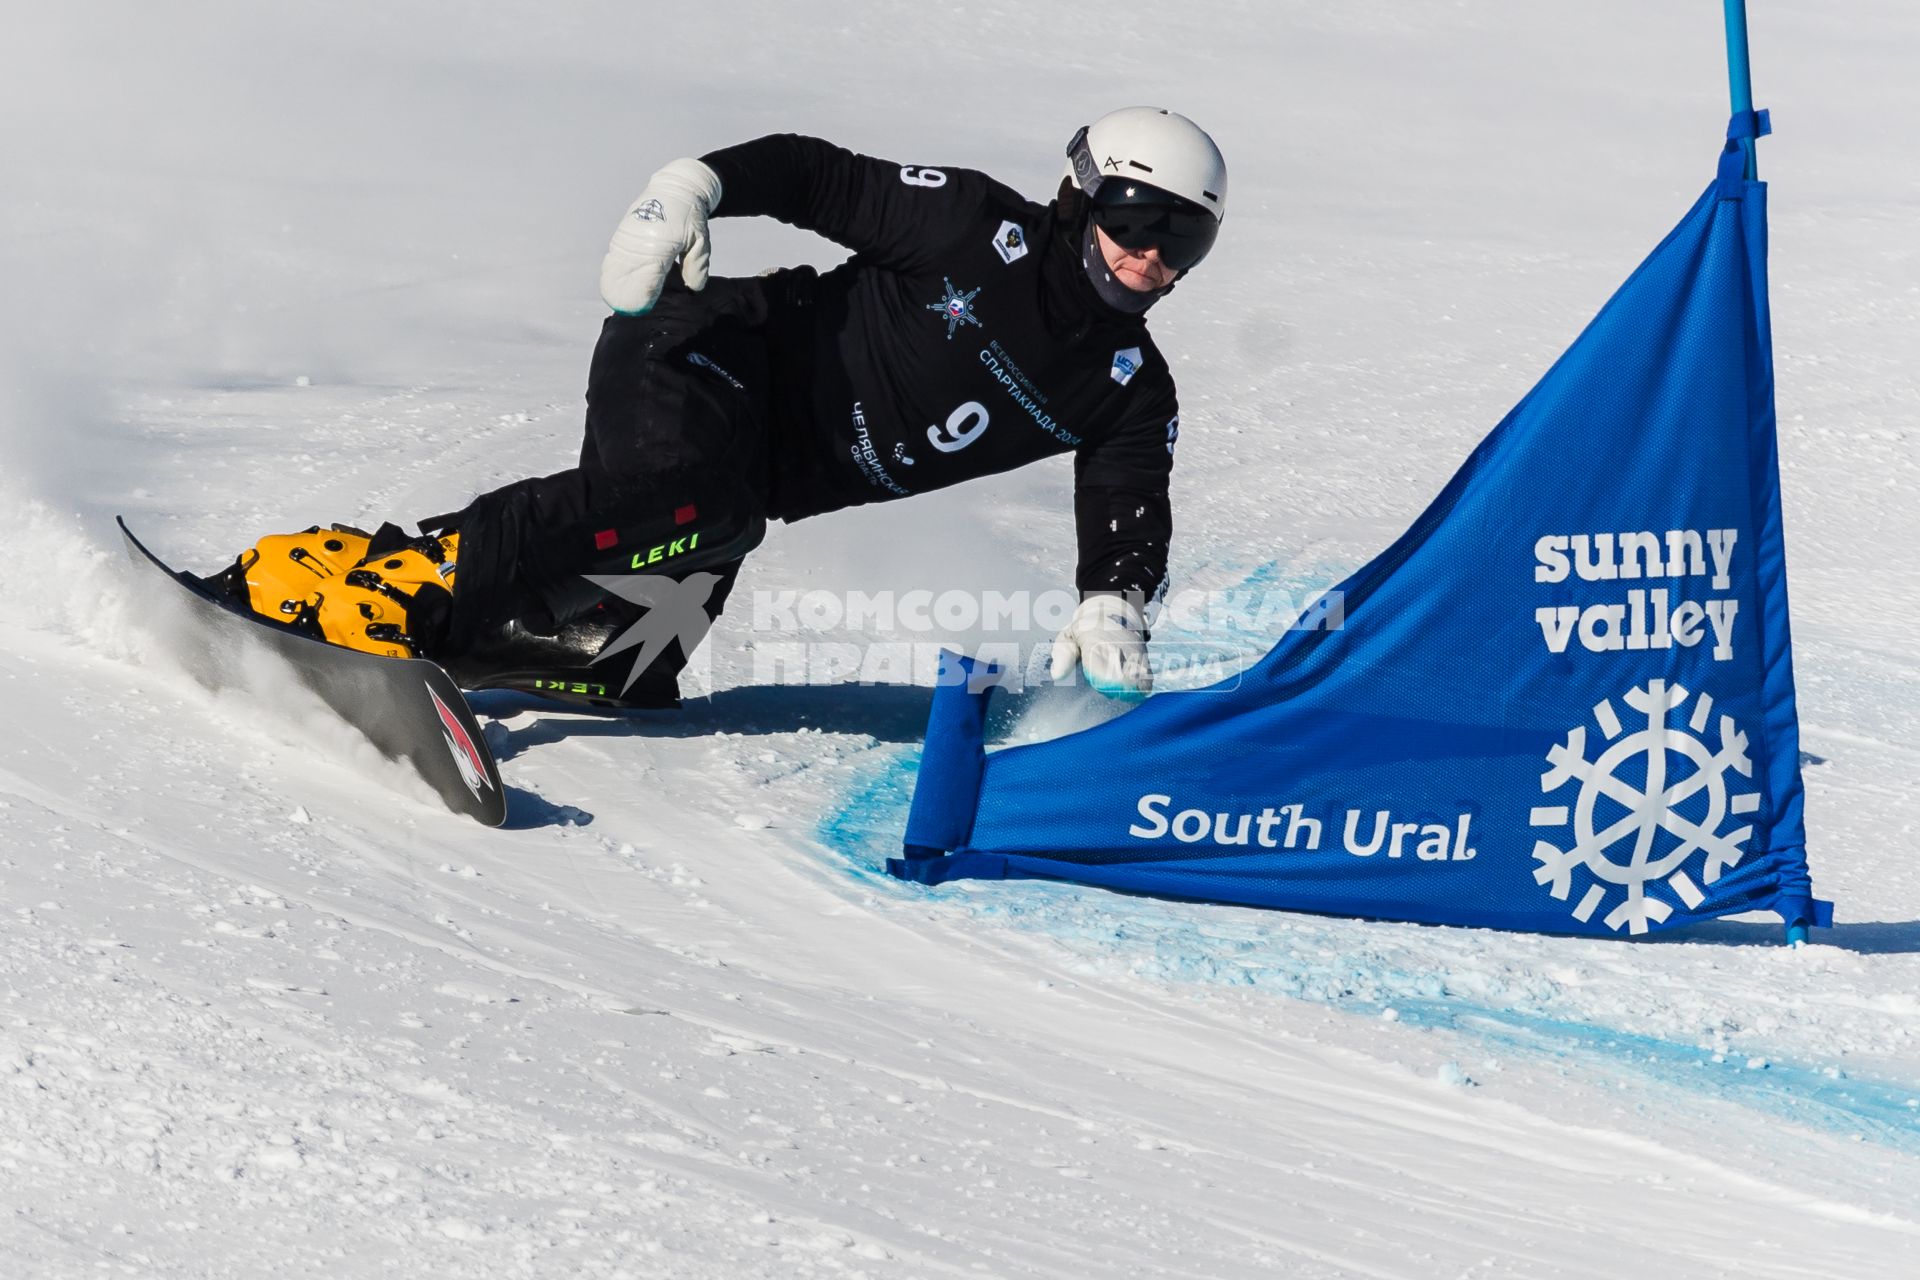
[890,119,1829,938]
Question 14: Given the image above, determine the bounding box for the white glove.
[599,157,724,315]
[1049,594,1152,702]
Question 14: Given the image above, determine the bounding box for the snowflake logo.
[1530,679,1760,934]
[926,278,982,339]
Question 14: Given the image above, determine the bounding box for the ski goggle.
[1067,124,1222,272]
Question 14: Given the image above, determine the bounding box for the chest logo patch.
[1111,347,1144,386]
[992,220,1028,264]
[927,278,984,340]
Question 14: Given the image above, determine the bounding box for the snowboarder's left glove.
[1049,593,1152,703]
[600,158,724,315]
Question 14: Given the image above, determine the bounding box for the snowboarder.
[215,107,1227,708]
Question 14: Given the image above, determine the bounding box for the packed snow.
[3,2,1917,1275]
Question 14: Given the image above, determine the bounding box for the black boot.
[426,470,761,710]
[440,596,686,711]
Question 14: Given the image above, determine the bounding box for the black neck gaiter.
[1080,220,1173,315]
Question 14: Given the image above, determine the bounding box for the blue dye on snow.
[1393,1001,1920,1159]
[817,749,1915,1154]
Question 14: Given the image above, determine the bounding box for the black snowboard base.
[118,518,509,826]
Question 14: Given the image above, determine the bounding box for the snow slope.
[3,2,1917,1275]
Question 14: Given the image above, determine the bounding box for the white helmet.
[1066,107,1227,270]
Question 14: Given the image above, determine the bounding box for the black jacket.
[701,134,1178,600]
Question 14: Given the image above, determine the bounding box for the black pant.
[443,278,775,676]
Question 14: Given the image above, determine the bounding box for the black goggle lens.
[1068,125,1220,272]
[1090,199,1219,272]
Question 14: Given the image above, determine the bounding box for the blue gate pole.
[1724,0,1759,180]
[1728,0,1800,944]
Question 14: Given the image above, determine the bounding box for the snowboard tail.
[117,518,509,826]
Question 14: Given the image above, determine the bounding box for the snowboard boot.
[422,478,761,711]
[207,522,690,708]
[439,594,687,711]
[207,523,458,660]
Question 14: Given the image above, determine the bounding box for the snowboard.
[117,518,509,826]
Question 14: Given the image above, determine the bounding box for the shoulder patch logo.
[992,220,1028,265]
[1110,347,1144,387]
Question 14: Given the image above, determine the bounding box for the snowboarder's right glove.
[599,158,724,315]
[1049,593,1153,703]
